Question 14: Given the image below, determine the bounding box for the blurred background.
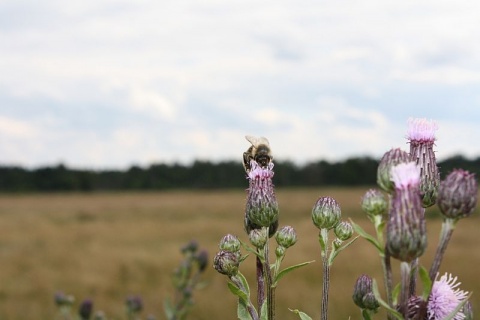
[1,1,480,319]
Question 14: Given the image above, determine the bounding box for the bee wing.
[245,135,270,147]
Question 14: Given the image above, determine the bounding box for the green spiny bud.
[249,228,268,249]
[213,250,239,277]
[352,274,378,311]
[332,238,343,250]
[312,196,341,230]
[334,221,353,241]
[437,169,478,220]
[275,245,286,258]
[219,234,241,252]
[361,188,387,218]
[275,226,297,248]
[195,249,209,272]
[377,148,410,193]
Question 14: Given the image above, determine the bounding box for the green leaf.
[228,282,249,302]
[163,297,175,320]
[241,241,263,260]
[371,280,403,320]
[288,308,313,320]
[237,272,251,297]
[329,236,358,265]
[444,292,473,320]
[392,282,401,306]
[259,301,268,320]
[418,266,432,300]
[237,297,254,320]
[350,219,383,253]
[274,260,315,285]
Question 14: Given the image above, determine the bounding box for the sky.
[1,0,480,169]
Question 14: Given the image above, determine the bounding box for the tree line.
[0,155,478,192]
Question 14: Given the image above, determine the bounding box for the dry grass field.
[0,188,479,319]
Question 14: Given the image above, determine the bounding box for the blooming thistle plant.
[214,118,478,320]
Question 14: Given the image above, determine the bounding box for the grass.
[0,188,479,319]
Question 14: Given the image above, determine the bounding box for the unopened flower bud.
[361,188,387,218]
[125,295,143,313]
[249,229,267,248]
[275,245,286,258]
[181,240,198,254]
[94,311,106,320]
[386,162,427,262]
[195,249,209,272]
[352,274,378,311]
[245,161,279,229]
[332,238,343,250]
[54,291,75,307]
[219,234,241,252]
[334,221,353,241]
[407,118,440,207]
[312,196,341,230]
[275,226,297,248]
[437,169,478,220]
[213,250,239,276]
[377,148,410,193]
[79,299,93,320]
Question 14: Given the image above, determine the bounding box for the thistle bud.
[249,229,267,249]
[275,226,297,248]
[219,234,241,252]
[361,188,387,219]
[352,274,379,311]
[245,161,279,230]
[79,299,93,320]
[125,295,143,313]
[275,245,286,258]
[312,196,341,230]
[377,148,410,193]
[386,162,427,262]
[463,300,473,320]
[195,249,209,272]
[54,291,75,307]
[334,221,353,241]
[181,240,198,254]
[437,169,478,220]
[213,250,239,276]
[407,118,440,207]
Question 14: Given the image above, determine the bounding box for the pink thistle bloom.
[407,118,438,143]
[428,273,469,320]
[390,162,421,190]
[247,160,275,180]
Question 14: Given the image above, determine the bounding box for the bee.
[242,135,273,172]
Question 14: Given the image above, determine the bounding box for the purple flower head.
[407,118,438,143]
[428,273,469,320]
[386,162,427,262]
[407,118,440,207]
[438,169,478,220]
[244,160,279,235]
[377,148,410,193]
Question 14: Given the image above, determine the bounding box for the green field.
[0,188,478,319]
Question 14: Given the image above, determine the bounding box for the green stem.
[382,252,394,320]
[263,243,275,320]
[319,228,329,320]
[429,218,456,282]
[231,275,259,320]
[399,262,411,318]
[256,255,266,311]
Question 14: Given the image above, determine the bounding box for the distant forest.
[0,155,478,192]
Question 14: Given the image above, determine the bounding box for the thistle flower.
[244,161,279,236]
[427,273,469,320]
[219,234,241,253]
[213,250,239,277]
[437,169,478,220]
[275,225,297,248]
[195,249,209,272]
[407,118,440,207]
[312,196,341,230]
[249,228,268,249]
[361,188,388,219]
[334,221,353,241]
[377,148,410,193]
[386,162,427,262]
[352,274,379,311]
[79,299,94,320]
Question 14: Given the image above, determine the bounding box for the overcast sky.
[2,0,480,169]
